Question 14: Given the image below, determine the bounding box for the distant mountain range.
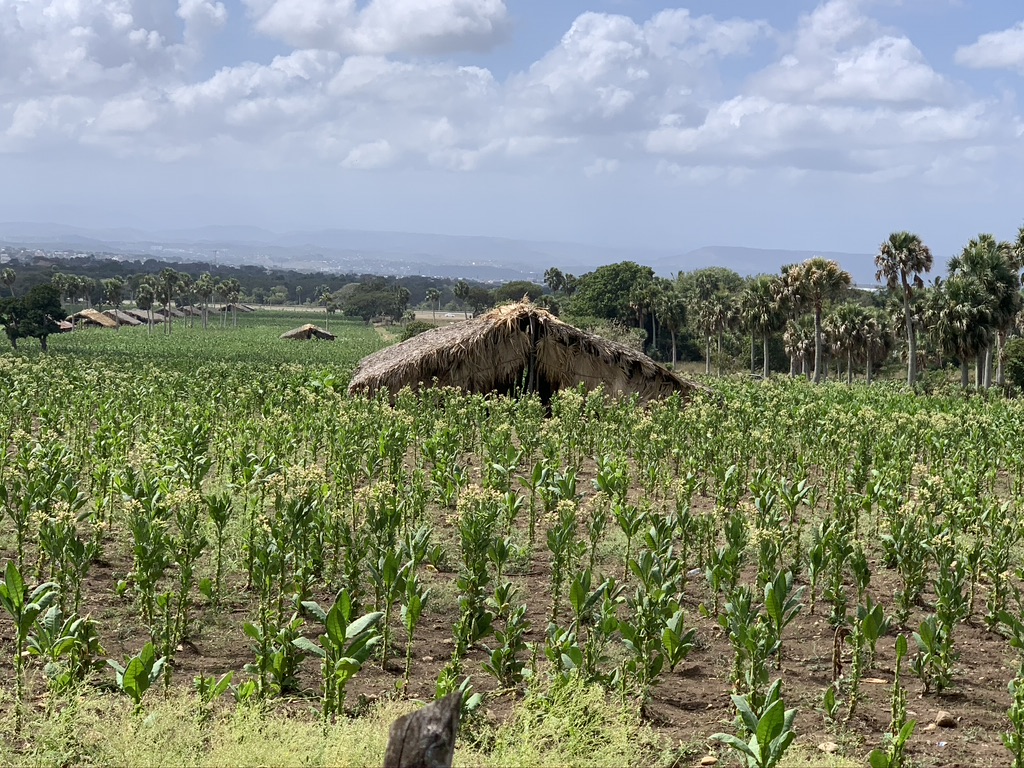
[0,222,879,285]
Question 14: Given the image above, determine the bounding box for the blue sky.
[2,0,1024,262]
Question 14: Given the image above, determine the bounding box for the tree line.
[4,227,1023,389]
[541,229,1024,390]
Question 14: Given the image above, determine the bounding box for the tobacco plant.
[297,590,383,718]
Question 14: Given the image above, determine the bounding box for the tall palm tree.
[103,278,125,330]
[778,264,806,377]
[796,257,852,383]
[656,282,686,369]
[783,317,815,378]
[454,280,470,319]
[137,283,156,334]
[1,267,16,297]
[875,231,933,386]
[949,234,1020,388]
[932,274,992,387]
[740,275,784,379]
[157,268,179,335]
[195,273,215,330]
[862,310,891,384]
[425,288,441,321]
[824,303,868,384]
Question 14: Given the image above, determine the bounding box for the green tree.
[103,278,125,330]
[824,303,869,384]
[793,258,851,383]
[157,268,179,335]
[1,267,16,297]
[570,262,656,323]
[137,283,156,334]
[655,280,686,368]
[875,232,933,386]
[0,284,64,351]
[425,288,441,320]
[948,235,1019,388]
[195,273,215,330]
[454,280,471,319]
[740,275,785,378]
[544,267,566,293]
[493,281,545,304]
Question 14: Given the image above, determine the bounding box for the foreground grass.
[2,678,675,768]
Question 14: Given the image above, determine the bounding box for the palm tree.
[195,273,215,330]
[783,317,815,378]
[656,283,686,369]
[454,280,470,319]
[932,274,992,388]
[948,235,1020,388]
[103,278,125,330]
[543,268,566,294]
[824,303,868,384]
[875,231,933,386]
[224,279,242,326]
[1,267,16,297]
[426,288,441,321]
[796,258,852,383]
[862,310,890,384]
[137,283,156,334]
[778,264,806,377]
[740,275,784,379]
[156,269,179,335]
[51,273,69,305]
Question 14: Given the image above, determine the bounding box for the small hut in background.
[280,323,336,341]
[103,309,142,327]
[348,301,704,403]
[124,308,150,323]
[68,309,118,329]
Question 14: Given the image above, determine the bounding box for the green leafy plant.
[26,604,105,693]
[297,590,383,718]
[710,679,798,768]
[0,560,58,729]
[107,641,167,713]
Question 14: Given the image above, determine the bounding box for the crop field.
[3,314,1024,767]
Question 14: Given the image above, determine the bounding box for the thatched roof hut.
[103,309,142,327]
[68,309,118,329]
[164,307,187,318]
[280,323,336,341]
[124,308,150,323]
[348,301,704,402]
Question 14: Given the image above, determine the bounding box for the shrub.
[1004,338,1024,393]
[401,321,438,341]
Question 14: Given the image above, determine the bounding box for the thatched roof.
[164,307,186,318]
[280,323,336,341]
[103,309,142,326]
[68,308,118,328]
[124,308,150,322]
[348,301,704,402]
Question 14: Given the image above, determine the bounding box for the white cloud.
[0,0,1018,191]
[244,0,508,55]
[955,22,1024,72]
[751,0,950,104]
[342,139,396,169]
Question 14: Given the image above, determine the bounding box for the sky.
[2,0,1024,260]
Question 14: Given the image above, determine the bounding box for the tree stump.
[383,690,462,768]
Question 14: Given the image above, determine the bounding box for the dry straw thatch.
[103,309,143,327]
[280,323,336,341]
[68,308,118,329]
[348,301,704,402]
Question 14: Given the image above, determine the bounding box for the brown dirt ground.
[0,492,1017,768]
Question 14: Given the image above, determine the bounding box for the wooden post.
[383,690,462,768]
